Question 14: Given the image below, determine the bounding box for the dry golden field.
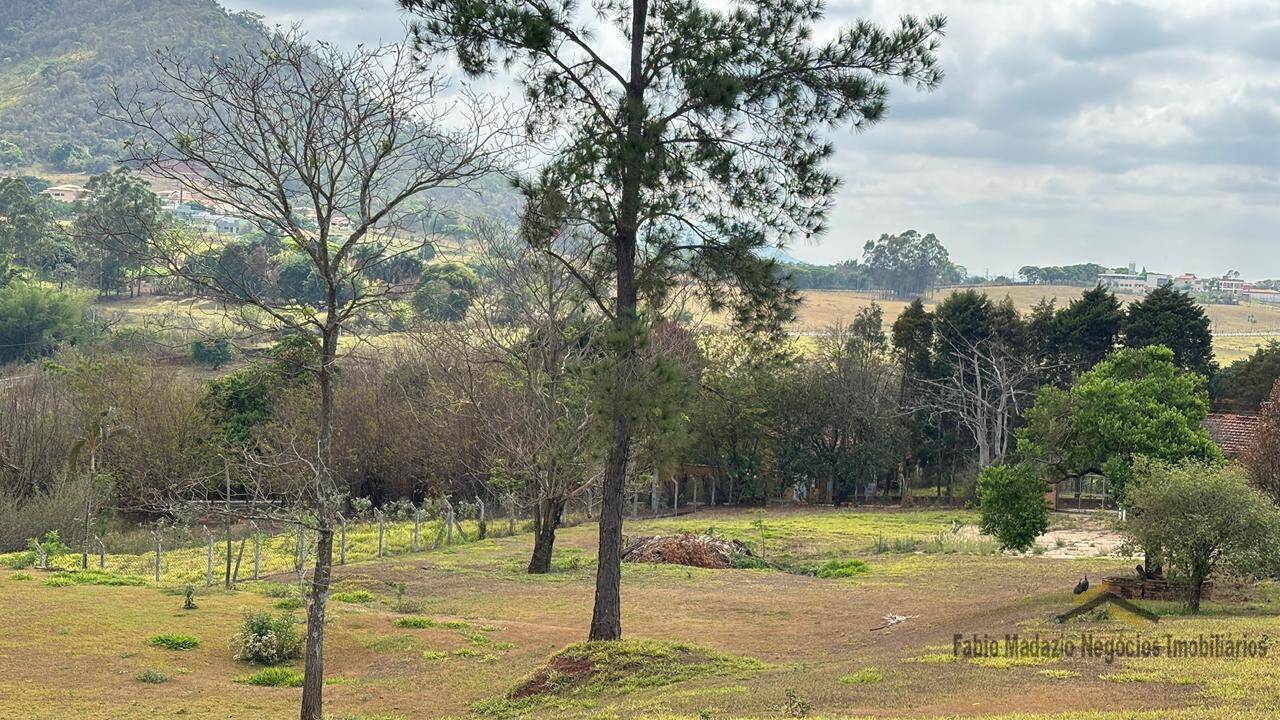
[787,286,1280,364]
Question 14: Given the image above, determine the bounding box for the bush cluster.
[231,610,303,665]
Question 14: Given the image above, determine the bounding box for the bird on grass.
[1073,574,1090,595]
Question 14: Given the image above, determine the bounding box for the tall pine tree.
[401,0,945,639]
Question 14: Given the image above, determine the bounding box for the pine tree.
[1124,284,1214,378]
[401,0,945,640]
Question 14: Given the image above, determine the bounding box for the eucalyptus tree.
[107,32,514,719]
[401,0,946,640]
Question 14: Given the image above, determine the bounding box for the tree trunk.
[590,410,630,640]
[299,526,333,720]
[589,0,647,644]
[528,497,565,574]
[1188,573,1205,614]
[301,323,339,719]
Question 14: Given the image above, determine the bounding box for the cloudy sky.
[220,0,1280,278]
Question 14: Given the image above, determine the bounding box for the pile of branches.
[621,533,755,569]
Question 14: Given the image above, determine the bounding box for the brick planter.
[1102,577,1211,602]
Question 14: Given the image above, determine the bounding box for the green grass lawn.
[0,507,1276,720]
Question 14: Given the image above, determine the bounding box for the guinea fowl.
[1073,574,1090,595]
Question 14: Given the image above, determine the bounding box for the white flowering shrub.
[230,610,303,665]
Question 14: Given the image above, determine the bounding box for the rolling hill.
[0,0,269,171]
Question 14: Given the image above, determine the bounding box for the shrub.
[10,571,32,581]
[231,611,303,665]
[331,589,375,604]
[150,634,200,650]
[190,338,234,368]
[135,669,167,684]
[813,559,869,578]
[183,584,197,610]
[243,667,304,687]
[977,463,1049,552]
[274,597,305,611]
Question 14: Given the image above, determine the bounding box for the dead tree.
[916,332,1042,469]
[107,31,515,720]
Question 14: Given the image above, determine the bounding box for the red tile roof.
[1204,413,1259,458]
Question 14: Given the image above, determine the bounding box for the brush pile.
[621,533,755,569]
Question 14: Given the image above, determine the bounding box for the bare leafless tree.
[105,30,517,719]
[915,332,1043,469]
[409,223,601,573]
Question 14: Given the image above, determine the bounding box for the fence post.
[412,508,421,552]
[477,499,486,540]
[338,514,347,565]
[251,521,261,580]
[446,501,454,546]
[152,531,162,582]
[507,494,516,536]
[205,528,214,587]
[95,536,105,569]
[376,509,386,558]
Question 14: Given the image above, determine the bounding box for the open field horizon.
[90,283,1280,366]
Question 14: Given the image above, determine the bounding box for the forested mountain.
[0,0,267,171]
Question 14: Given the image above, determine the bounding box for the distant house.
[1098,272,1167,294]
[154,189,184,208]
[40,184,89,203]
[1244,286,1280,304]
[1145,272,1173,288]
[1203,412,1259,459]
[1218,277,1246,297]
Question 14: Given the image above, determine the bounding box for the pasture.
[92,284,1280,365]
[3,507,1278,720]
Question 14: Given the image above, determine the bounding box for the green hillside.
[0,0,267,171]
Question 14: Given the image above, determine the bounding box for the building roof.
[1203,412,1259,458]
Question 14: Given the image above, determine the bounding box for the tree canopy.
[1123,459,1279,612]
[1212,341,1280,412]
[1017,345,1221,500]
[1123,285,1214,378]
[862,230,953,298]
[0,282,87,364]
[1055,284,1123,371]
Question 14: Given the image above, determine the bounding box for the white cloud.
[222,0,1280,278]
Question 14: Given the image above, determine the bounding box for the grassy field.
[96,283,1280,366]
[2,507,1277,720]
[785,286,1280,364]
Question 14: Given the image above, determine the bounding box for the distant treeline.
[779,230,970,296]
[783,259,1123,293]
[1018,263,1129,285]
